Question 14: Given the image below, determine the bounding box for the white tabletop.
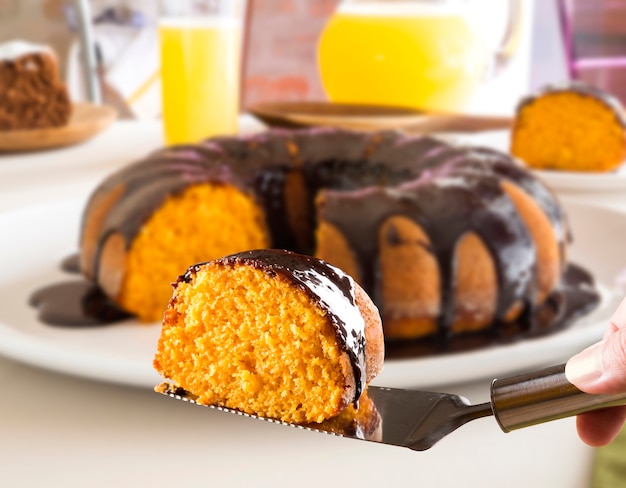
[0,119,621,488]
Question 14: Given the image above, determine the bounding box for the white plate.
[458,130,626,193]
[532,167,626,192]
[0,198,623,390]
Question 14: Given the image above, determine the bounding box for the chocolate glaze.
[386,263,599,358]
[179,249,367,405]
[81,129,570,327]
[516,81,626,129]
[60,253,80,273]
[29,281,131,326]
[317,140,569,333]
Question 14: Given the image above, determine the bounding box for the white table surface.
[1,119,623,488]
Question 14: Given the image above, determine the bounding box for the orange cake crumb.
[153,249,384,424]
[119,183,269,322]
[511,84,626,172]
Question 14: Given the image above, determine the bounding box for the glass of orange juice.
[158,0,247,145]
[318,0,521,113]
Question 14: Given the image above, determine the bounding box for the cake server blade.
[156,363,626,451]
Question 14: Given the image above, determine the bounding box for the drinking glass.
[158,0,247,145]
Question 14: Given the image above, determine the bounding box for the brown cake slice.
[0,40,72,130]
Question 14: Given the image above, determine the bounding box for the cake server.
[156,363,626,451]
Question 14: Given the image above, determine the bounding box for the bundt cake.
[79,126,589,345]
[153,249,384,424]
[511,82,626,172]
[0,40,72,130]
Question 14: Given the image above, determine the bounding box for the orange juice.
[159,17,242,145]
[317,2,487,112]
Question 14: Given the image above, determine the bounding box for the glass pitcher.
[317,0,523,112]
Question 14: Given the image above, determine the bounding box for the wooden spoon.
[247,101,513,134]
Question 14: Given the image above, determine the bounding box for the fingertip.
[566,342,604,391]
[576,407,626,447]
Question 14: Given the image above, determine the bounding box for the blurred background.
[0,0,584,119]
[3,3,626,487]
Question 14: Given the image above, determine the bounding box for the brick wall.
[244,0,338,106]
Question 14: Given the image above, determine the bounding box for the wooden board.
[0,103,117,152]
[248,101,512,134]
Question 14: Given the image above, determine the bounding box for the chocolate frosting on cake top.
[80,127,569,338]
[516,81,626,128]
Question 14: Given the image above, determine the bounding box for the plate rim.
[0,197,621,390]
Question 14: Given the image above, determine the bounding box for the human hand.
[565,297,626,446]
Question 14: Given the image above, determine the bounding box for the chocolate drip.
[29,252,132,326]
[253,168,298,250]
[386,263,600,358]
[28,259,600,361]
[320,175,536,332]
[414,176,535,330]
[456,148,569,246]
[60,253,80,273]
[516,81,626,129]
[29,281,131,326]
